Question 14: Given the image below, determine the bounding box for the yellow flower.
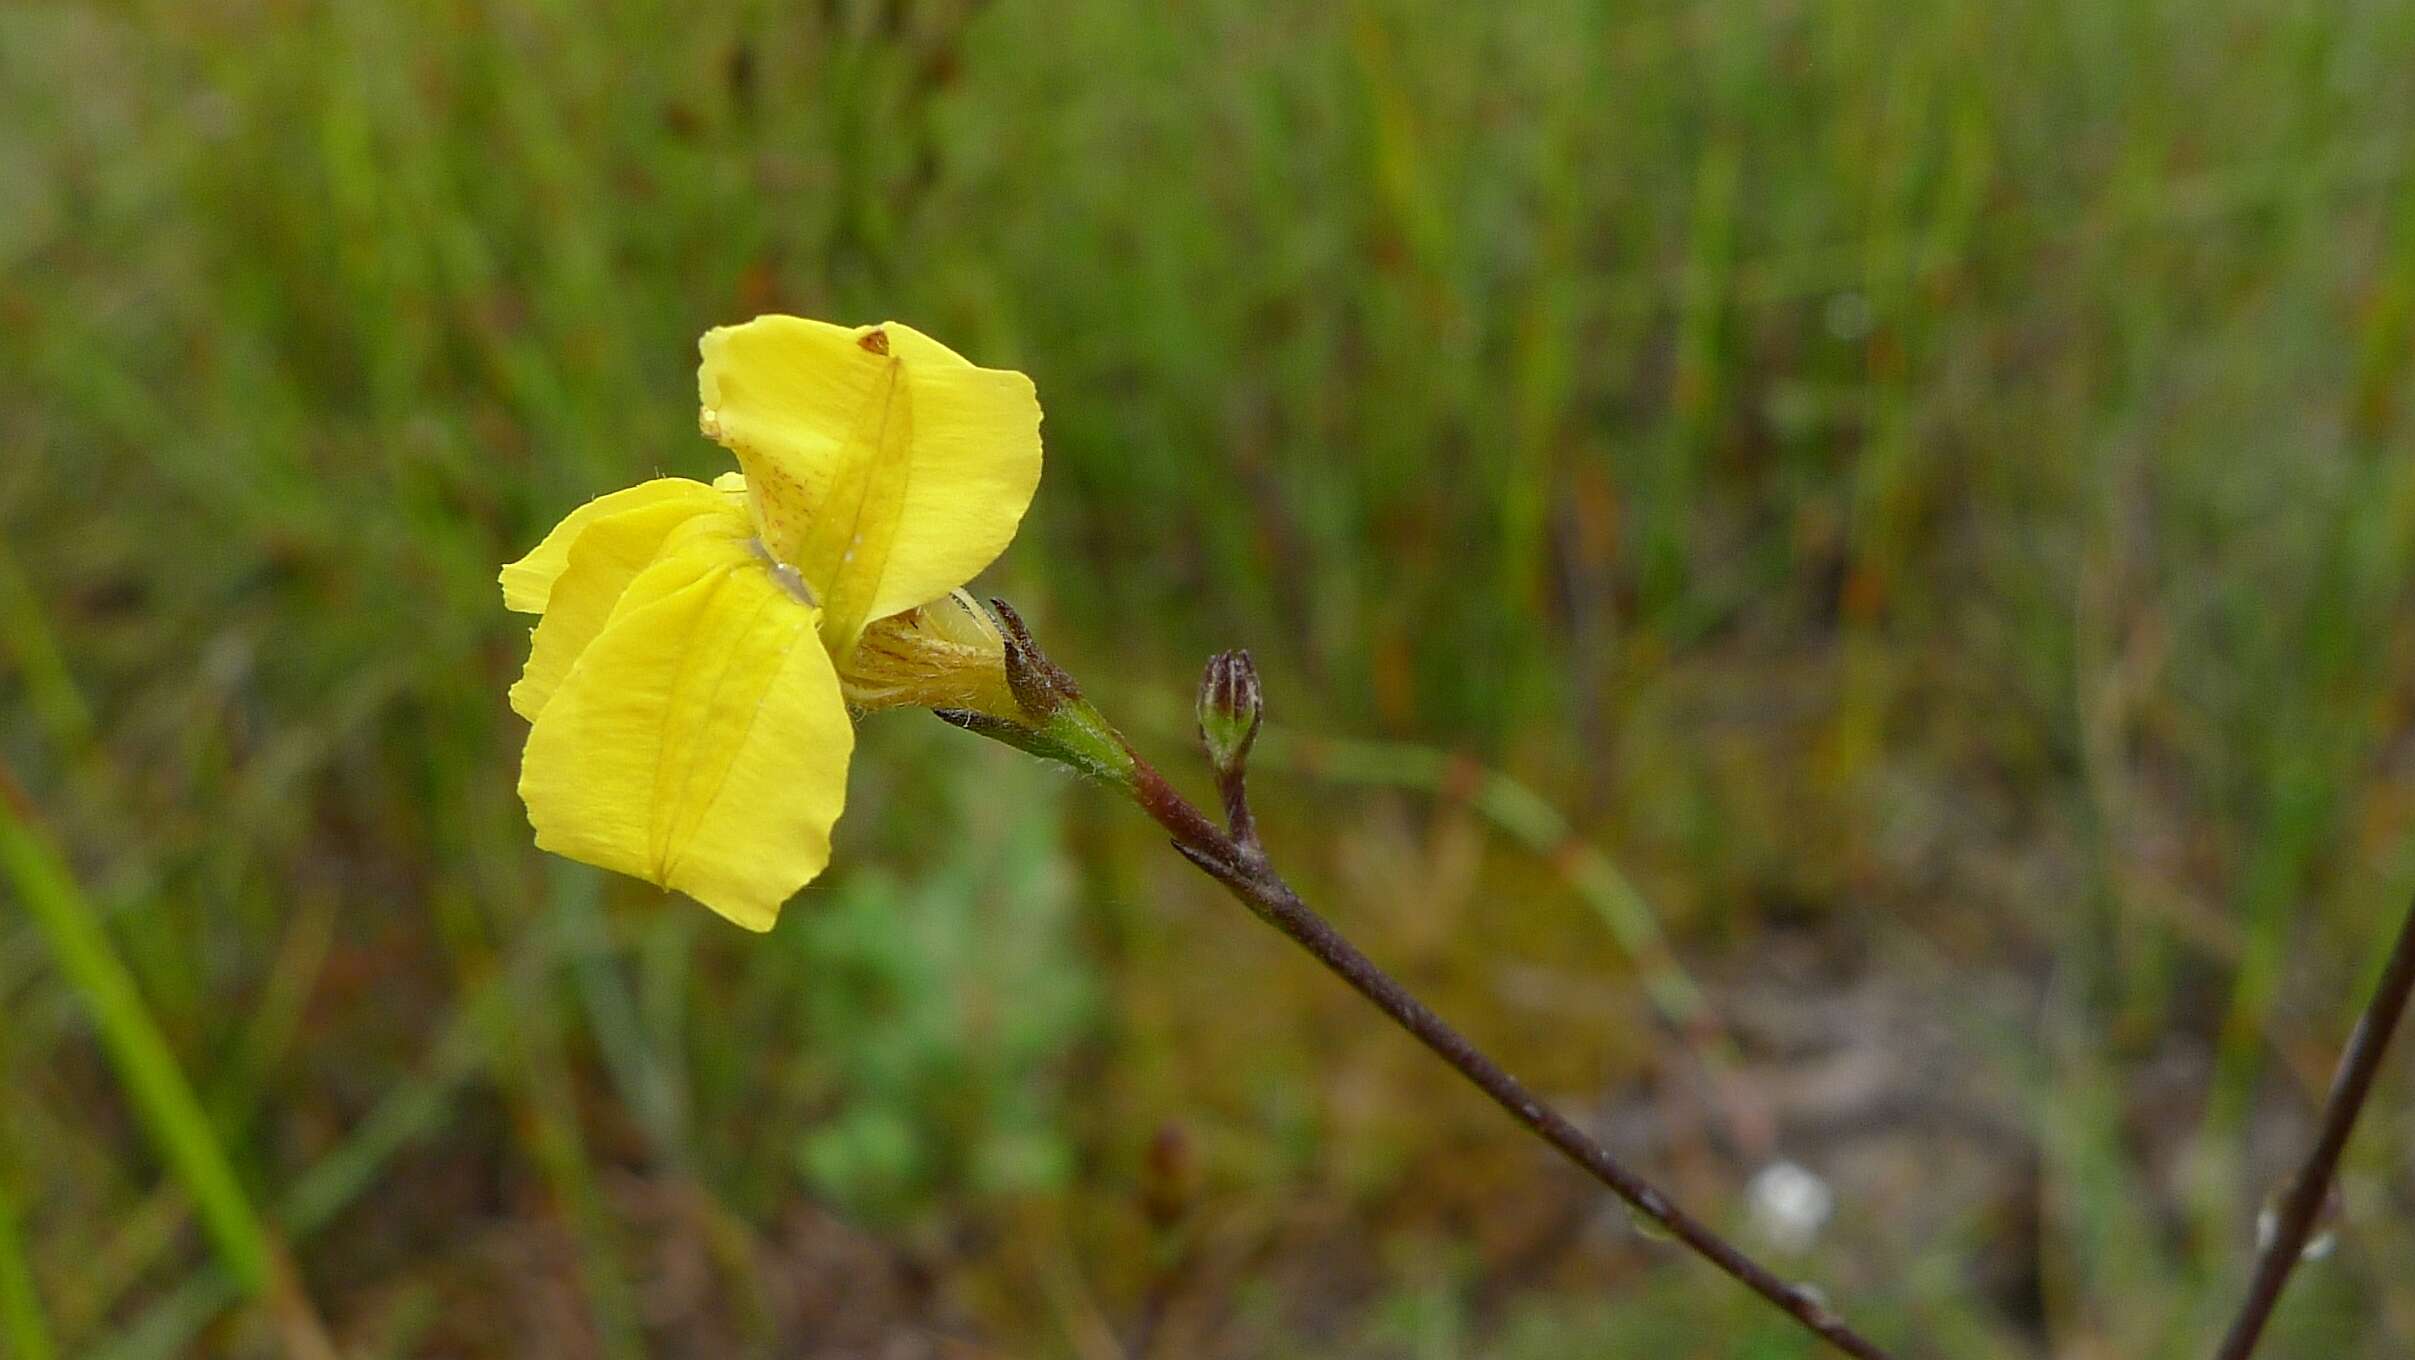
[501,317,1044,930]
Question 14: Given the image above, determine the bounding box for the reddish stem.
[2211,894,2415,1360]
[1122,754,1897,1360]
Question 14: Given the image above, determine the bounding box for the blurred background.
[5,0,2415,1355]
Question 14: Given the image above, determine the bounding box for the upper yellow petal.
[509,491,754,722]
[517,541,854,932]
[875,350,1043,619]
[696,316,866,570]
[499,478,728,614]
[876,323,975,370]
[696,315,1042,661]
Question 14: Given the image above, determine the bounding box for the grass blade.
[0,782,271,1297]
[0,1161,54,1360]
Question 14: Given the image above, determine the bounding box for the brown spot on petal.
[857,327,890,355]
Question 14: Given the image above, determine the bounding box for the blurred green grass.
[5,0,2415,1354]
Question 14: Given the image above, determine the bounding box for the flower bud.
[1196,649,1262,776]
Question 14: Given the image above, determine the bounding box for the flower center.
[748,537,818,608]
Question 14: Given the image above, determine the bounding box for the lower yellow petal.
[510,494,753,722]
[517,547,854,931]
[499,478,727,614]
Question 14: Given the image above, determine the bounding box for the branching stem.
[958,617,1898,1354]
[1117,748,1898,1359]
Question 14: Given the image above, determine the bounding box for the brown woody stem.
[947,610,1896,1357]
[2210,892,2415,1360]
[1118,749,1896,1359]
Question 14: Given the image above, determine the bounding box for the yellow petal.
[517,542,853,931]
[877,323,975,370]
[499,478,728,614]
[509,493,754,722]
[696,315,1042,660]
[874,346,1043,620]
[695,317,869,569]
[788,341,914,660]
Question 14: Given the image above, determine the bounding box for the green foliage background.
[4,0,2415,1354]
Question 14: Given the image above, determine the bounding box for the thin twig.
[1118,753,1897,1360]
[2211,893,2415,1360]
[957,616,1897,1357]
[1248,722,1772,1157]
[1123,699,1769,1154]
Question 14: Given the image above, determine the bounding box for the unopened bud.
[1197,649,1262,776]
